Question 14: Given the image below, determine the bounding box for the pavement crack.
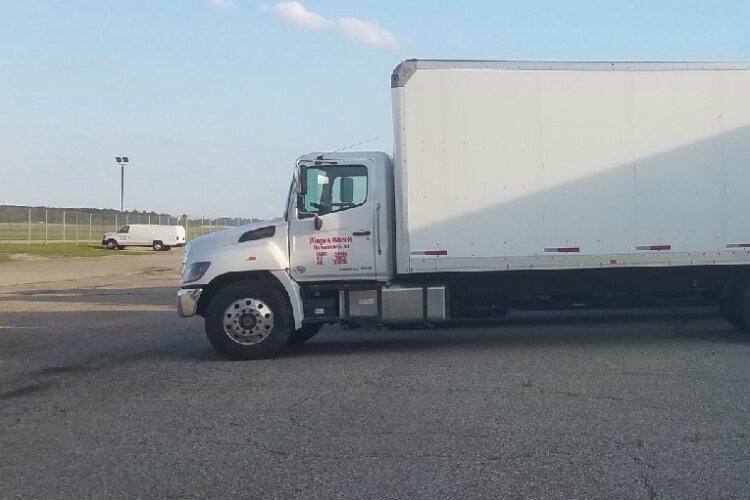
[641,474,657,500]
[287,393,318,426]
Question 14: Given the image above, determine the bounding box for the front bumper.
[177,288,203,317]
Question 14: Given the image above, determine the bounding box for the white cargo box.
[391,60,750,274]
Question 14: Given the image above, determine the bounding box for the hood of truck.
[186,220,284,254]
[182,219,290,285]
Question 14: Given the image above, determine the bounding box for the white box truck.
[177,60,750,359]
[102,224,186,251]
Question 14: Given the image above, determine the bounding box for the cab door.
[288,162,376,281]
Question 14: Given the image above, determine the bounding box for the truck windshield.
[298,165,367,217]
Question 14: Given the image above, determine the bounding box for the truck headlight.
[182,261,211,284]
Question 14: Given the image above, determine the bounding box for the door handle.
[375,202,382,255]
[353,230,371,236]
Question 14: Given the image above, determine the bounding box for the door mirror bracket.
[294,165,307,195]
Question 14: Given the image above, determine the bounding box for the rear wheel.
[720,282,750,331]
[205,281,292,359]
[152,241,164,251]
[288,324,324,345]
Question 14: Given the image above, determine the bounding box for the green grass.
[0,222,102,242]
[0,243,151,263]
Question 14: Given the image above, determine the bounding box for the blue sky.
[1,1,749,218]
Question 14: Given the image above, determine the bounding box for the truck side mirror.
[314,216,323,230]
[340,177,354,204]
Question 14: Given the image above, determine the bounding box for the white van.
[102,224,186,251]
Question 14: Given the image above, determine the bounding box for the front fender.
[270,270,303,329]
[195,270,303,329]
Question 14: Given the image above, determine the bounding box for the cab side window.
[298,165,368,217]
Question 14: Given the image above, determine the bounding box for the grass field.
[0,222,112,242]
[0,243,154,263]
[0,222,226,243]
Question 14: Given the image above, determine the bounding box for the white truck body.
[178,60,750,359]
[103,224,186,250]
[392,60,750,273]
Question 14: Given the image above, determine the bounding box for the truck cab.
[177,151,398,358]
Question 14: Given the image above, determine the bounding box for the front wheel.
[204,281,292,359]
[106,239,118,250]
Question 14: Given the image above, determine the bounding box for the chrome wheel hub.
[223,298,274,345]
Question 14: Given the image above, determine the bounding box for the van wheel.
[152,241,164,251]
[288,324,323,345]
[205,281,292,359]
[106,239,118,250]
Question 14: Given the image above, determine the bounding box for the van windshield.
[118,226,129,233]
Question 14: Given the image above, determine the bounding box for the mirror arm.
[294,164,308,195]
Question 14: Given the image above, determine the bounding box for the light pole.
[114,156,129,213]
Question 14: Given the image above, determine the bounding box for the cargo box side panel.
[631,71,724,251]
[397,65,750,273]
[721,72,750,248]
[399,70,546,262]
[537,71,636,255]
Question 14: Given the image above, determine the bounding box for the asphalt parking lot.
[2,250,750,499]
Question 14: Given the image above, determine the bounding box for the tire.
[204,280,292,359]
[106,239,118,250]
[288,324,323,345]
[152,241,164,251]
[719,297,741,328]
[721,283,750,331]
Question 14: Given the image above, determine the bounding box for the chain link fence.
[0,206,257,244]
